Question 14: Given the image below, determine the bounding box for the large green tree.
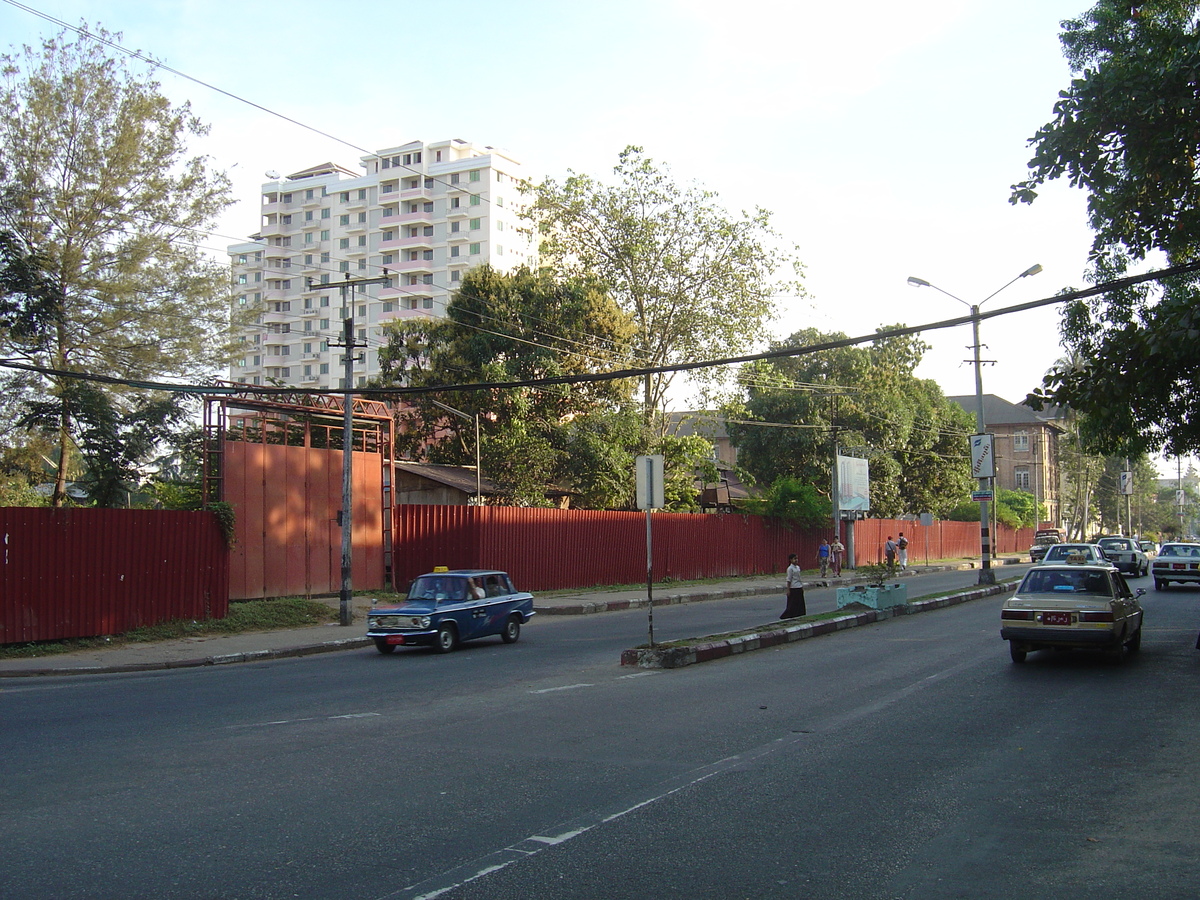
[1012,0,1200,456]
[0,26,237,505]
[376,265,652,508]
[524,146,804,420]
[726,328,975,518]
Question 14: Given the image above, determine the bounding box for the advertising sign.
[970,434,995,479]
[837,455,870,512]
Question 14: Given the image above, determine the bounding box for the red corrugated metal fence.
[393,506,1032,592]
[0,507,229,644]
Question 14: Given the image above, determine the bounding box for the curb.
[0,636,373,679]
[532,563,999,616]
[619,582,1016,669]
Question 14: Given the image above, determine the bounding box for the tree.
[0,26,237,505]
[1012,0,1200,456]
[725,328,975,518]
[524,146,804,420]
[376,265,647,508]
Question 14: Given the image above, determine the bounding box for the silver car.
[1001,563,1145,663]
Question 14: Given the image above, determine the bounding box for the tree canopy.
[0,26,238,504]
[725,328,975,518]
[376,266,642,508]
[523,146,804,419]
[1012,0,1200,456]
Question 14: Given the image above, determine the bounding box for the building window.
[339,238,350,249]
[450,196,460,209]
[340,192,349,203]
[450,270,461,282]
[320,295,330,307]
[450,246,460,258]
[320,230,330,241]
[339,214,350,226]
[321,208,331,219]
[470,194,481,206]
[1014,467,1031,490]
[469,170,481,182]
[305,210,314,221]
[423,225,434,236]
[469,217,481,230]
[382,254,394,264]
[450,221,461,233]
[450,173,460,185]
[1014,431,1030,452]
[469,242,481,255]
[320,363,329,375]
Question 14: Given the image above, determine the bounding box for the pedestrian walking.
[780,553,807,618]
[830,536,845,576]
[897,532,909,571]
[817,539,830,578]
[884,535,898,574]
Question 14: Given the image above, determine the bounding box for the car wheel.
[373,638,396,654]
[1126,625,1143,655]
[1009,643,1027,664]
[1155,578,1166,591]
[435,623,458,654]
[501,615,521,644]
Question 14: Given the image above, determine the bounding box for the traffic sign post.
[635,455,664,647]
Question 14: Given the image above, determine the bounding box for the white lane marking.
[382,657,985,900]
[618,671,660,679]
[228,712,379,729]
[528,683,593,694]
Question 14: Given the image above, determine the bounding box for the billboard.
[838,454,870,512]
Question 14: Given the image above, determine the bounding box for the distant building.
[228,139,535,390]
[948,394,1065,526]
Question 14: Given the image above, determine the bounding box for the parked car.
[1001,562,1145,663]
[1139,540,1158,558]
[366,568,536,654]
[1151,543,1200,591]
[1029,530,1062,563]
[1037,543,1110,566]
[1096,536,1149,576]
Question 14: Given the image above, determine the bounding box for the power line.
[7,259,1197,400]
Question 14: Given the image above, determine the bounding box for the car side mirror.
[1135,588,1146,597]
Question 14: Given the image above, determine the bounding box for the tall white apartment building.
[228,138,534,388]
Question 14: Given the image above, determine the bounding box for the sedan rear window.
[1021,569,1112,596]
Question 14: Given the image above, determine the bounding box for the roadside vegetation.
[0,597,337,660]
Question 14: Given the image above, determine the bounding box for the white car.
[1037,543,1110,566]
[1151,543,1200,591]
[1096,536,1149,577]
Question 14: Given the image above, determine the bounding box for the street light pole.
[907,264,1042,584]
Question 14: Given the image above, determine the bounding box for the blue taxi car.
[367,568,535,654]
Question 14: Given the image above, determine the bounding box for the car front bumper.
[367,629,437,646]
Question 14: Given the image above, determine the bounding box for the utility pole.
[326,271,390,627]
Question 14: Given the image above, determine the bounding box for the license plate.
[1174,563,1186,570]
[386,635,406,645]
[1042,612,1072,626]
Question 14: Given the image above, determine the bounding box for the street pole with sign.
[636,454,664,647]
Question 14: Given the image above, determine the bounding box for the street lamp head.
[906,276,931,288]
[1021,263,1043,278]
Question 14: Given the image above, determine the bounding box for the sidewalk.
[0,560,1010,678]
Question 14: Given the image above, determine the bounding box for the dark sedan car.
[367,568,536,654]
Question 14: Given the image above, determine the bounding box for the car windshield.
[1100,539,1131,551]
[1021,569,1112,597]
[407,576,467,602]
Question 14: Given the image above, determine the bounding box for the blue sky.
[1,0,1116,414]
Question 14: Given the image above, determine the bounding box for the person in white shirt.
[780,553,806,618]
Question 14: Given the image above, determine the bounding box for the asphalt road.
[3,567,1199,899]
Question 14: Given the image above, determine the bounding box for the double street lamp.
[907,263,1042,584]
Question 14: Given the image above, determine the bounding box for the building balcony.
[398,234,434,248]
[398,258,434,272]
[400,187,434,201]
[398,210,434,224]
